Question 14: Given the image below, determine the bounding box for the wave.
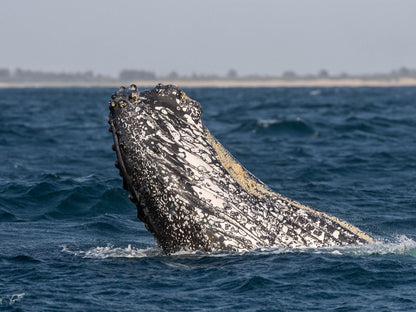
[61,235,416,260]
[1,172,130,221]
[312,235,416,257]
[254,118,316,136]
[231,118,316,137]
[0,210,17,222]
[252,235,416,257]
[61,244,163,259]
[0,293,25,307]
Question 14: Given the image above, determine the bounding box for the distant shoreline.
[1,78,416,89]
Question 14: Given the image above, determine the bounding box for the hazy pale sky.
[1,0,415,77]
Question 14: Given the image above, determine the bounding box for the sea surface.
[1,86,416,311]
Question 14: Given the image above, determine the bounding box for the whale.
[108,83,374,254]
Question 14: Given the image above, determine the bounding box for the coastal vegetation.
[1,67,416,84]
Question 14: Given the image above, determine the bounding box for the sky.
[1,0,416,77]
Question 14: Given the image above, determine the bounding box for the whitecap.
[310,89,321,96]
[73,174,96,183]
[61,244,162,259]
[0,293,25,306]
[251,235,416,257]
[256,119,279,128]
[326,235,416,257]
[61,235,416,259]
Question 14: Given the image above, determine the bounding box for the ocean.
[1,86,416,311]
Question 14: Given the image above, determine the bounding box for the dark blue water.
[1,87,416,311]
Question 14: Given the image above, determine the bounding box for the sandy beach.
[1,78,416,88]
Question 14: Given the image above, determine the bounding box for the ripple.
[234,275,276,292]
